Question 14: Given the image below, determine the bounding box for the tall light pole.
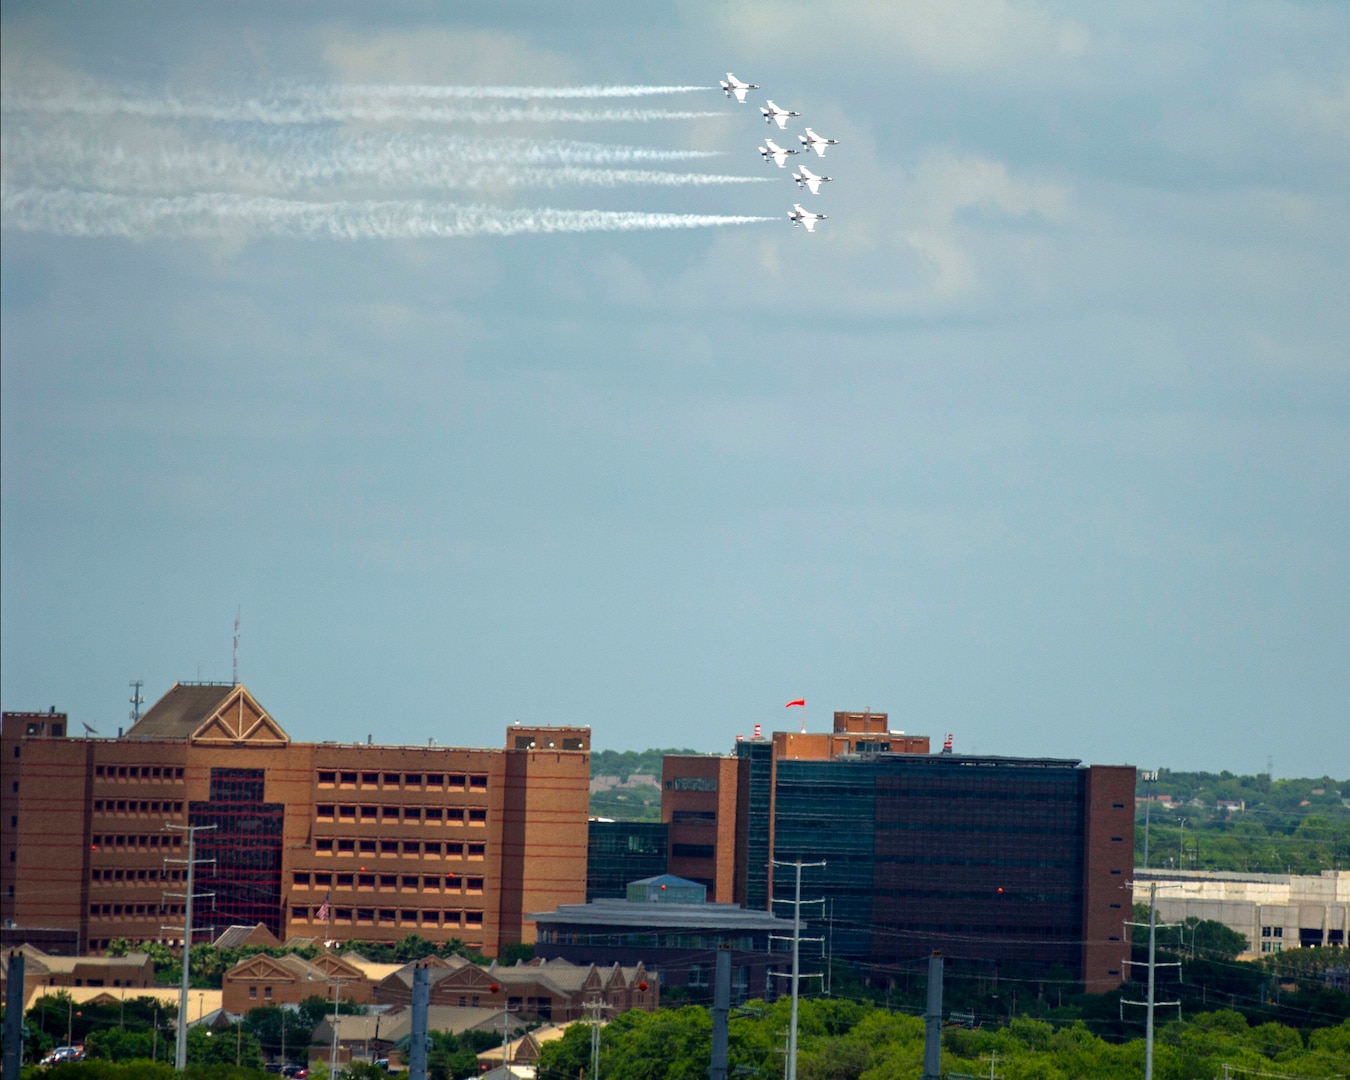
[771,858,826,1080]
[164,821,216,1072]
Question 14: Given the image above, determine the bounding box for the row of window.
[291,906,484,927]
[293,871,484,892]
[315,805,487,823]
[94,800,184,815]
[91,903,183,917]
[313,838,486,858]
[92,834,183,849]
[91,868,184,883]
[94,765,185,780]
[317,771,489,791]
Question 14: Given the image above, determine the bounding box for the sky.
[2,2,1347,779]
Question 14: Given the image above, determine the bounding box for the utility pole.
[708,944,731,1080]
[163,822,216,1072]
[4,950,24,1076]
[921,951,943,1080]
[1121,881,1181,1080]
[586,994,608,1080]
[771,858,826,1080]
[409,963,429,1080]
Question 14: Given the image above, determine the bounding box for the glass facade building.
[190,767,285,939]
[586,821,668,901]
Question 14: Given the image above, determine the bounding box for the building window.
[468,844,485,859]
[362,773,378,786]
[318,772,336,786]
[406,774,423,787]
[264,987,272,999]
[465,911,483,926]
[249,986,257,999]
[469,809,486,824]
[469,775,487,790]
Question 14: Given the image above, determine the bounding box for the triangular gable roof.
[224,954,311,984]
[191,685,289,746]
[214,923,280,949]
[124,682,289,744]
[432,965,499,992]
[310,953,364,980]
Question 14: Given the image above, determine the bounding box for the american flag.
[316,892,330,923]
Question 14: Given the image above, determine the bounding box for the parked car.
[41,1045,86,1065]
[280,1066,308,1078]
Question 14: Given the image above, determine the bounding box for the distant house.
[372,953,656,1022]
[1,945,156,1007]
[221,950,374,1013]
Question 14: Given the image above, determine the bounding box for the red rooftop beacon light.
[638,981,648,992]
[490,983,500,993]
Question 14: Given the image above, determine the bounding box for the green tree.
[185,1023,264,1069]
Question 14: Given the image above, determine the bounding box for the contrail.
[2,126,758,194]
[1,189,774,240]
[2,84,721,125]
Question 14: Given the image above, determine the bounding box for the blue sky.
[2,2,1347,777]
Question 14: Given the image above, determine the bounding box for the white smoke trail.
[2,126,760,194]
[1,189,773,240]
[312,83,713,99]
[2,84,720,125]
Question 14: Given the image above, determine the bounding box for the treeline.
[536,998,1350,1080]
[1136,770,1350,874]
[590,747,696,780]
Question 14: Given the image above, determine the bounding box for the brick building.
[1,684,590,958]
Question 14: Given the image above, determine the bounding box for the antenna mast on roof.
[129,680,144,724]
[232,607,241,686]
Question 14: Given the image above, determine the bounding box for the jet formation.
[719,73,839,233]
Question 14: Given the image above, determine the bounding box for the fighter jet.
[797,127,841,157]
[759,139,799,168]
[719,73,760,103]
[788,203,827,232]
[791,165,833,195]
[760,100,802,129]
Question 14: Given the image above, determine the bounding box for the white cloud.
[319,26,579,87]
[706,0,1091,75]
